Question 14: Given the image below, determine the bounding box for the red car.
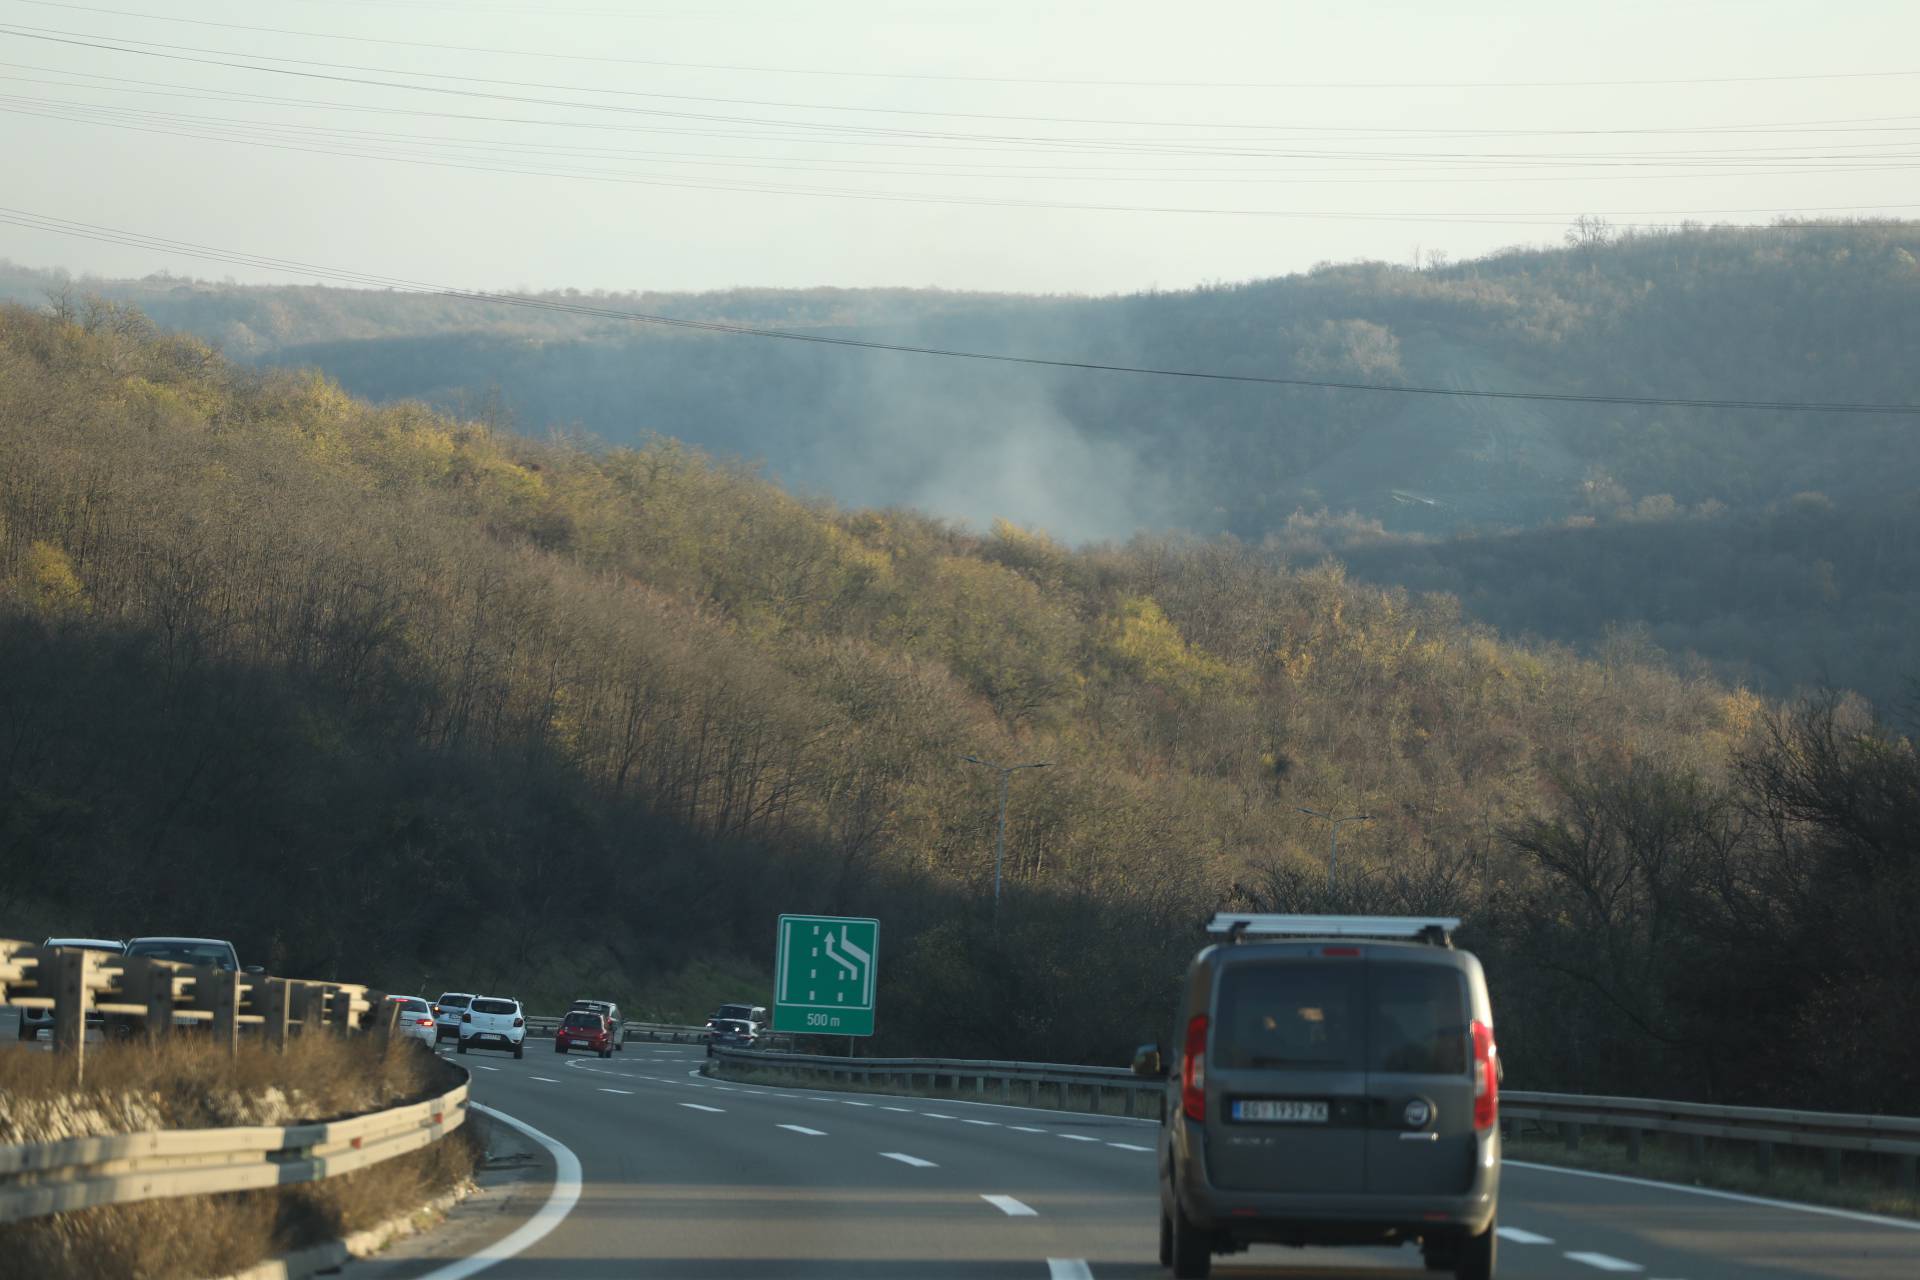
[555,1010,613,1057]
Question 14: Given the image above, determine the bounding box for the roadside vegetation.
[1503,1128,1920,1222]
[0,1036,476,1278]
[10,222,1920,707]
[0,300,1915,1123]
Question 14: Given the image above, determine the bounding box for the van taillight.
[1471,1019,1498,1130]
[1181,1014,1209,1122]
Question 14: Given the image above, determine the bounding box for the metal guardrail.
[710,1050,1920,1188]
[522,1015,711,1044]
[0,936,474,1224]
[1503,1090,1920,1189]
[707,1046,1164,1119]
[0,1074,468,1223]
[0,939,407,1082]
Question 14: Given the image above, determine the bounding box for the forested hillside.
[2,302,1915,1113]
[8,220,1917,707]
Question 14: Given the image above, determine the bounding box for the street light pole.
[964,756,1050,911]
[1296,806,1373,895]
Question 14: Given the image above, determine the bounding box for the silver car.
[1137,915,1501,1279]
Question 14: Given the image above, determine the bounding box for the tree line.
[0,300,1912,1112]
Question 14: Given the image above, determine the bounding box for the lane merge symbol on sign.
[773,914,879,1037]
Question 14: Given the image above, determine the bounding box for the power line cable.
[12,89,1920,225]
[9,23,1920,145]
[12,0,1920,93]
[14,93,1919,190]
[2,205,1915,416]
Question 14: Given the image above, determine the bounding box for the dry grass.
[0,1033,443,1143]
[0,1036,479,1279]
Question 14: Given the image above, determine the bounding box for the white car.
[386,995,437,1047]
[433,992,475,1042]
[457,995,525,1057]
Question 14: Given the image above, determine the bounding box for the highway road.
[344,1038,1920,1280]
[6,1008,1916,1277]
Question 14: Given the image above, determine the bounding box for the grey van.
[1135,915,1501,1278]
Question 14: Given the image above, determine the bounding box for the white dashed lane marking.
[779,1124,828,1136]
[1498,1227,1555,1245]
[879,1152,937,1168]
[597,1088,633,1095]
[1047,1262,1093,1280]
[679,1103,725,1113]
[881,1106,914,1113]
[1107,1142,1153,1152]
[1008,1125,1047,1133]
[529,1076,560,1083]
[1059,1134,1098,1142]
[922,1113,956,1120]
[472,1065,501,1072]
[1567,1253,1644,1272]
[981,1194,1038,1217]
[960,1119,1000,1127]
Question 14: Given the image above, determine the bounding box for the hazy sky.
[2,0,1916,295]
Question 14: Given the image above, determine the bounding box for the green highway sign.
[773,914,879,1037]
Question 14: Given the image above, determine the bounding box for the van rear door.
[1362,957,1478,1195]
[1205,956,1370,1194]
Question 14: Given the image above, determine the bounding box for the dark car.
[556,1010,613,1057]
[1137,914,1501,1279]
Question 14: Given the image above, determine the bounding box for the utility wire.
[9,24,1920,144]
[3,206,1915,416]
[12,0,1920,93]
[12,90,1920,226]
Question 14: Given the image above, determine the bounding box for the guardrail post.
[49,949,92,1081]
[124,958,177,1039]
[365,990,397,1040]
[260,979,292,1051]
[1564,1121,1582,1152]
[207,967,241,1056]
[999,1076,1009,1102]
[327,985,357,1036]
[1688,1134,1706,1166]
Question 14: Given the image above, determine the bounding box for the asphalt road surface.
[336,1039,1920,1280]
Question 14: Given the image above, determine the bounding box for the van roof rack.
[1206,914,1459,947]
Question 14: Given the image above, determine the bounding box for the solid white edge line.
[413,1103,582,1280]
[1505,1160,1920,1232]
[1047,1260,1094,1279]
[981,1194,1038,1217]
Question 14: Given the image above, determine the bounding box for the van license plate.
[1233,1100,1329,1123]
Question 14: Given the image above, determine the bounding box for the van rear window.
[1215,963,1364,1071]
[1368,964,1469,1075]
[1213,961,1470,1075]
